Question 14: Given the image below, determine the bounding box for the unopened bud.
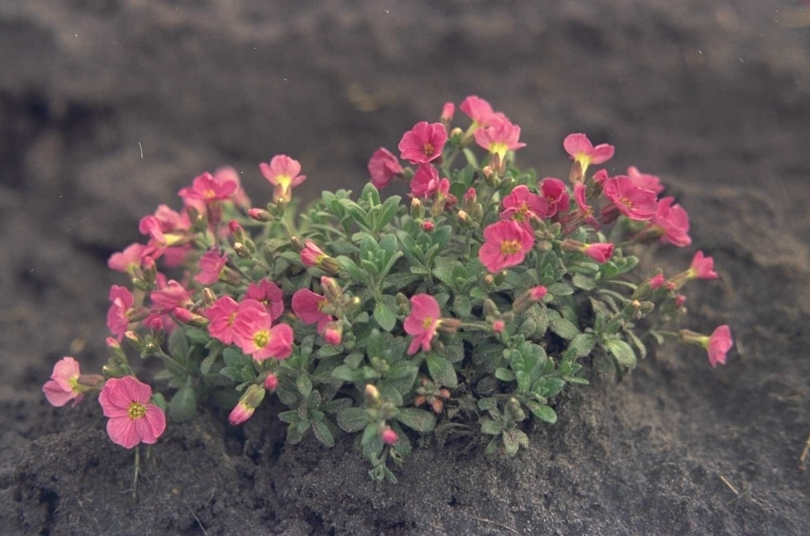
[124,331,144,352]
[203,288,217,307]
[141,256,157,285]
[449,127,464,140]
[248,208,273,222]
[320,256,341,274]
[463,187,477,209]
[492,319,505,333]
[172,307,209,328]
[76,374,106,390]
[481,274,495,292]
[483,298,500,318]
[437,318,462,334]
[471,203,484,222]
[233,242,251,258]
[421,220,434,232]
[440,102,455,126]
[228,220,248,244]
[290,236,304,252]
[506,397,526,421]
[381,426,399,445]
[321,276,342,301]
[323,321,343,345]
[365,384,381,407]
[674,295,687,308]
[264,373,279,392]
[456,210,472,228]
[411,198,424,219]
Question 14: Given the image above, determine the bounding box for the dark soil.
[2,1,809,534]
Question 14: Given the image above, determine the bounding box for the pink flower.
[440,102,455,124]
[627,166,664,194]
[215,166,252,209]
[98,376,166,449]
[421,220,435,232]
[292,289,333,333]
[675,295,687,308]
[398,122,447,164]
[478,220,535,273]
[43,357,83,407]
[530,286,548,301]
[323,321,343,345]
[367,148,403,189]
[194,249,228,285]
[650,197,691,247]
[500,185,548,226]
[301,240,328,267]
[539,178,570,217]
[688,251,718,280]
[229,403,254,425]
[107,285,135,341]
[233,307,294,361]
[474,121,526,161]
[563,133,615,174]
[707,325,733,367]
[404,294,442,355]
[178,172,238,204]
[205,297,265,345]
[649,274,665,290]
[245,279,284,320]
[602,176,658,221]
[583,243,614,263]
[259,155,307,203]
[264,373,279,392]
[459,96,510,128]
[410,164,440,199]
[381,427,399,445]
[150,280,193,312]
[108,243,146,274]
[562,183,600,233]
[492,320,505,333]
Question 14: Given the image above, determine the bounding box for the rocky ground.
[1,0,809,534]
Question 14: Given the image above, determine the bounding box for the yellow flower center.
[227,312,237,327]
[128,402,147,420]
[423,143,435,156]
[275,174,292,193]
[500,239,522,255]
[253,329,271,349]
[422,316,435,329]
[619,197,633,208]
[489,142,508,160]
[317,299,328,312]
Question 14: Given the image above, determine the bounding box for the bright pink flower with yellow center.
[478,220,535,273]
[627,166,664,194]
[98,376,166,449]
[410,164,440,199]
[398,122,447,164]
[500,185,548,226]
[474,121,526,161]
[194,249,228,285]
[245,279,284,320]
[107,285,135,341]
[688,251,718,280]
[179,172,238,204]
[205,297,265,345]
[291,288,333,333]
[150,280,193,313]
[367,148,403,189]
[539,178,570,217]
[43,357,84,407]
[259,154,307,203]
[215,166,252,210]
[233,306,294,361]
[459,96,511,128]
[404,294,442,355]
[108,243,146,274]
[563,133,615,176]
[602,176,658,221]
[649,197,691,247]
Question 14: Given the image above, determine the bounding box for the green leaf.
[312,420,335,447]
[572,273,596,290]
[331,364,365,382]
[336,255,368,284]
[426,354,458,388]
[527,402,557,424]
[374,300,397,332]
[605,339,637,368]
[168,329,190,363]
[565,333,595,359]
[336,407,369,433]
[547,282,574,296]
[502,429,521,457]
[296,373,313,397]
[532,377,565,398]
[168,379,197,423]
[396,408,437,433]
[480,418,503,435]
[453,295,472,317]
[550,316,580,340]
[625,329,648,359]
[278,410,300,424]
[494,367,516,382]
[200,350,219,376]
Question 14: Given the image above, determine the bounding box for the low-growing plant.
[44,96,733,483]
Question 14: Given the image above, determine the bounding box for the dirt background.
[1,0,810,534]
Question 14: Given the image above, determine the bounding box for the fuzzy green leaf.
[426,354,458,388]
[605,339,638,368]
[374,301,397,332]
[312,420,335,447]
[550,316,580,340]
[296,373,313,398]
[527,401,557,424]
[336,407,369,432]
[168,380,197,423]
[480,418,503,435]
[565,333,596,359]
[396,408,437,433]
[572,273,597,290]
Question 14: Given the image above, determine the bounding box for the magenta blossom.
[602,176,658,221]
[43,357,83,407]
[478,220,535,273]
[205,297,265,345]
[98,376,166,449]
[474,121,526,161]
[107,285,135,341]
[233,307,294,361]
[539,178,571,217]
[410,164,441,199]
[178,172,238,205]
[108,243,146,274]
[459,96,510,128]
[194,249,228,285]
[650,197,691,247]
[398,122,447,164]
[708,325,733,367]
[381,427,399,445]
[404,294,442,355]
[301,240,328,267]
[259,154,307,203]
[627,166,664,194]
[583,243,615,263]
[367,148,403,189]
[245,279,284,320]
[563,133,615,175]
[150,280,193,312]
[500,185,548,227]
[292,288,333,333]
[215,166,252,209]
[440,102,455,124]
[649,274,665,290]
[688,251,718,280]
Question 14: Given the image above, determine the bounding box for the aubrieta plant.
[44,96,734,483]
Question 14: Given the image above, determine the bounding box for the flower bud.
[483,298,500,318]
[471,203,484,223]
[141,256,157,285]
[290,236,304,252]
[456,210,473,228]
[674,295,686,308]
[203,288,217,308]
[436,318,462,334]
[172,307,209,328]
[449,127,464,140]
[492,319,505,333]
[248,208,273,222]
[365,384,381,407]
[124,331,145,352]
[463,187,477,209]
[440,102,455,126]
[233,242,251,258]
[76,374,106,390]
[228,220,248,244]
[323,321,343,345]
[381,426,399,445]
[321,276,342,301]
[320,256,341,274]
[506,397,526,421]
[410,198,424,219]
[264,373,279,392]
[421,220,435,232]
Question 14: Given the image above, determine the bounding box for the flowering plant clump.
[44,96,732,482]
